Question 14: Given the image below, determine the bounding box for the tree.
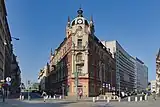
[31,83,39,90]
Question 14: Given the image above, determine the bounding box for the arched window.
[76,53,83,61]
[85,20,89,26]
[71,20,75,26]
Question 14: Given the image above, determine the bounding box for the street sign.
[6,82,11,86]
[6,77,11,82]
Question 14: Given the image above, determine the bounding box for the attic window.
[72,20,75,26]
[85,20,89,26]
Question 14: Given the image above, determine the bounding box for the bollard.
[107,97,110,103]
[19,95,22,100]
[145,95,147,100]
[96,96,99,100]
[49,95,51,99]
[128,97,131,102]
[118,97,121,102]
[113,96,115,100]
[104,96,106,100]
[93,97,96,102]
[53,95,56,99]
[22,95,24,100]
[140,96,142,101]
[59,96,62,99]
[135,97,138,102]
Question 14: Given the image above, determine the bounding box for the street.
[0,97,160,107]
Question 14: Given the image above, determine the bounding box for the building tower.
[156,49,160,95]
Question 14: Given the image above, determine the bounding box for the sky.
[5,0,160,83]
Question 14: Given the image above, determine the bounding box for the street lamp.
[2,37,19,102]
[62,83,65,99]
[11,37,20,41]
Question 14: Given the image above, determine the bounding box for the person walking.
[42,91,47,102]
[79,90,83,99]
[152,91,156,100]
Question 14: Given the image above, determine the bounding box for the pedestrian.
[79,90,82,99]
[152,91,156,100]
[42,91,47,102]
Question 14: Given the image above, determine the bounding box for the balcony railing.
[76,60,84,65]
[74,46,85,51]
[78,72,87,76]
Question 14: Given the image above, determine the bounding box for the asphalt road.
[0,98,160,107]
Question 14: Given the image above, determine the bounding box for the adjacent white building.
[102,40,136,92]
[135,57,148,92]
[38,63,50,91]
[151,80,156,93]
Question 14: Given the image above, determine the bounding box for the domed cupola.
[71,8,89,26]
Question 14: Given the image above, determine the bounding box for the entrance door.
[78,86,83,96]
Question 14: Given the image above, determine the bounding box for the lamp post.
[72,42,79,101]
[2,37,19,102]
[62,83,65,99]
[74,57,79,101]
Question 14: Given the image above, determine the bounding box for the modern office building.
[156,49,160,95]
[102,40,136,92]
[39,8,116,97]
[135,57,148,92]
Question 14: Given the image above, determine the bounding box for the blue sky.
[5,0,160,82]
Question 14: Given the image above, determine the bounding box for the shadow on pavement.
[0,99,80,107]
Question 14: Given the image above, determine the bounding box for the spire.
[68,16,70,23]
[90,15,93,22]
[50,48,53,56]
[90,15,94,25]
[157,48,160,58]
[67,16,70,27]
[77,7,83,17]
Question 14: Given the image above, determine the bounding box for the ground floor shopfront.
[48,77,114,97]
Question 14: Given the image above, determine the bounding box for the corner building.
[48,8,116,97]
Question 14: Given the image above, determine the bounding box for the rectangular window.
[77,55,82,61]
[77,39,82,48]
[77,66,84,76]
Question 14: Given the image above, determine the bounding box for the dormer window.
[71,20,75,26]
[85,20,89,26]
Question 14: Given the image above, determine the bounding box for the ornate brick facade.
[39,8,116,97]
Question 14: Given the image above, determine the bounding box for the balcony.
[74,46,85,51]
[72,72,88,78]
[76,60,84,65]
